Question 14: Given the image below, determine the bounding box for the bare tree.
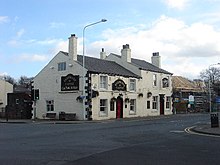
[200,67,220,95]
[1,75,16,85]
[200,67,220,84]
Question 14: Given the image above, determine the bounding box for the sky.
[1,0,220,80]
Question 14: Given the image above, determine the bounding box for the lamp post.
[208,63,220,113]
[82,19,107,120]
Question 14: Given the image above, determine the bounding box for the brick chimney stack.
[68,34,77,61]
[151,52,161,68]
[121,44,131,63]
[100,48,106,59]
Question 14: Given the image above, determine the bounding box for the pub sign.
[112,79,127,91]
[61,74,79,91]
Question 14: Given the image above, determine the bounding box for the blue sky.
[1,0,220,80]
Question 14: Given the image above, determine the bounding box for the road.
[0,114,219,165]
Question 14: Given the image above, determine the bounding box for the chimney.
[68,34,77,61]
[100,48,106,59]
[121,44,131,63]
[151,52,161,68]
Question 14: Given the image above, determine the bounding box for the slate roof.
[111,54,172,75]
[60,52,140,78]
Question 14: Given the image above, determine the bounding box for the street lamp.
[208,63,220,113]
[82,19,107,120]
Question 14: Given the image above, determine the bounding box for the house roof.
[60,52,140,78]
[110,54,172,75]
[172,76,205,92]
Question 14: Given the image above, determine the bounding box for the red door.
[116,97,123,118]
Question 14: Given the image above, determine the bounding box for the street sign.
[189,95,194,104]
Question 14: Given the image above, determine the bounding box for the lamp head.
[101,19,107,22]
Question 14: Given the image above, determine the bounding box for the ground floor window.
[130,99,136,114]
[100,99,108,116]
[46,100,54,111]
[152,96,158,110]
[110,100,115,111]
[166,96,171,109]
[147,101,151,109]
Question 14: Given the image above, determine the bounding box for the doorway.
[160,94,165,115]
[116,96,123,118]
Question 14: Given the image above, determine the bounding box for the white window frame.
[166,96,171,109]
[100,75,108,90]
[46,100,54,112]
[100,99,108,116]
[152,96,158,110]
[58,62,66,71]
[153,74,157,87]
[129,79,136,91]
[130,99,136,114]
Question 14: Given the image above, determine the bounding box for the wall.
[33,52,85,120]
[90,74,141,120]
[0,79,13,112]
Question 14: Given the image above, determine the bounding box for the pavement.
[190,123,220,136]
[1,115,220,136]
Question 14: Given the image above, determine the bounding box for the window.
[166,96,171,109]
[46,100,54,111]
[110,100,115,111]
[100,99,108,116]
[16,99,19,104]
[58,62,66,71]
[100,76,108,89]
[147,101,151,109]
[153,74,157,86]
[129,79,136,91]
[130,99,136,114]
[152,96,158,110]
[162,78,169,88]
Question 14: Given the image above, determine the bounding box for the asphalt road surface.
[0,114,219,165]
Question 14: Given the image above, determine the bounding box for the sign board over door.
[112,79,127,91]
[61,74,79,91]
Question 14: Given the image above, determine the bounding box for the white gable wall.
[33,52,86,120]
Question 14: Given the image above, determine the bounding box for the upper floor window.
[153,74,157,86]
[162,77,169,88]
[58,62,66,71]
[100,76,108,89]
[129,79,136,91]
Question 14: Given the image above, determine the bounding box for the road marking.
[170,130,185,133]
[185,126,220,138]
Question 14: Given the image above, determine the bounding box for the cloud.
[7,28,25,47]
[163,0,189,10]
[49,22,65,29]
[18,54,49,62]
[0,16,9,23]
[16,28,25,38]
[89,15,220,79]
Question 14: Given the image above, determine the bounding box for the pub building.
[33,34,173,120]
